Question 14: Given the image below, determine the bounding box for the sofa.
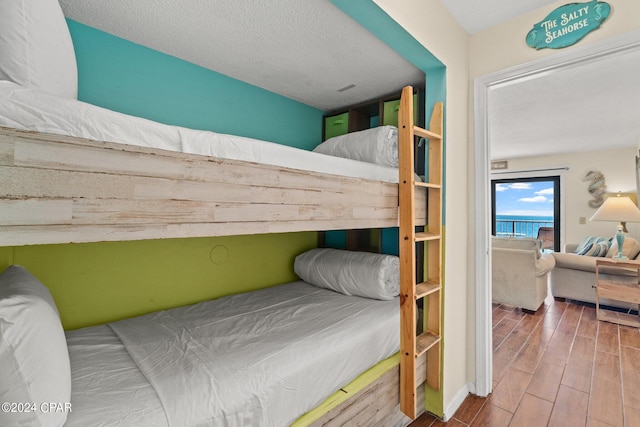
[550,236,640,310]
[492,237,556,312]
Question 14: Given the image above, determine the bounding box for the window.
[491,176,560,252]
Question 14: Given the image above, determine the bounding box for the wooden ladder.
[398,86,443,418]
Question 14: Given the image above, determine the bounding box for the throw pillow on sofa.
[576,241,610,257]
[574,236,610,256]
[606,236,640,259]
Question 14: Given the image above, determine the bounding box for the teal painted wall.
[325,1,447,259]
[4,21,324,330]
[68,20,323,150]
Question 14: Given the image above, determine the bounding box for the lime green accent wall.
[7,233,316,330]
[0,247,14,268]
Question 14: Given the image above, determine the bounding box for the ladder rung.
[416,281,440,299]
[416,332,440,357]
[414,126,441,141]
[414,232,440,242]
[414,181,441,189]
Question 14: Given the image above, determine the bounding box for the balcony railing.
[495,219,554,239]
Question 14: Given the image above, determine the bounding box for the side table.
[595,258,640,327]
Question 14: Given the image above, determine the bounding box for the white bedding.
[64,281,399,427]
[0,80,401,183]
[65,325,167,427]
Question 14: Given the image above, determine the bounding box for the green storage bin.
[324,112,349,140]
[382,94,418,127]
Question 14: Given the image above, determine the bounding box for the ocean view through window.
[491,176,560,251]
[495,214,553,238]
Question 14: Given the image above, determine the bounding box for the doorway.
[473,30,640,397]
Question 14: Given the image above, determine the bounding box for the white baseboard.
[442,382,474,421]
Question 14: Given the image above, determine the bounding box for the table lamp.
[590,193,640,259]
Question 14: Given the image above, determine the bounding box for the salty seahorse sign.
[583,170,607,208]
[526,1,611,50]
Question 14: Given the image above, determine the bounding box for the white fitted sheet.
[0,80,400,183]
[64,325,168,427]
[65,281,399,427]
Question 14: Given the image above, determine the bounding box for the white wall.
[374,0,640,419]
[374,0,640,418]
[374,0,471,418]
[468,0,640,409]
[496,146,639,245]
[470,0,640,77]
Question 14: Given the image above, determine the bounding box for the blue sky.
[495,181,554,217]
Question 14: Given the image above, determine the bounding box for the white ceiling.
[438,0,639,159]
[489,46,640,160]
[59,0,425,112]
[439,0,558,34]
[58,0,640,158]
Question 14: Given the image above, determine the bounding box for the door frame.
[472,29,640,396]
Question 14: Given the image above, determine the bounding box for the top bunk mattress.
[0,80,400,183]
[64,280,400,427]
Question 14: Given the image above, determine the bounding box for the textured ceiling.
[58,0,639,159]
[59,0,425,112]
[488,43,640,160]
[439,0,558,34]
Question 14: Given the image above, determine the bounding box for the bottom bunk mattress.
[64,281,400,427]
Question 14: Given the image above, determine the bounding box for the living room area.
[470,27,640,427]
[490,144,640,316]
[418,138,640,424]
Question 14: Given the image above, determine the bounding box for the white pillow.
[0,0,78,99]
[313,126,399,167]
[0,265,71,427]
[294,248,399,300]
[607,236,640,259]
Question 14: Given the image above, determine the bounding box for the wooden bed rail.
[0,127,426,246]
[0,91,440,424]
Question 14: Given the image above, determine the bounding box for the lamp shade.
[589,195,640,223]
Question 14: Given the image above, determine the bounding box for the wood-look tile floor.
[409,294,640,427]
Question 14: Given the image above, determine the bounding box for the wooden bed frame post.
[399,86,418,418]
[398,86,443,419]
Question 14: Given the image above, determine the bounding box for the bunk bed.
[1,251,406,427]
[0,80,426,247]
[0,1,444,424]
[0,86,442,427]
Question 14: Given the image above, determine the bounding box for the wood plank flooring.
[409,293,640,427]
